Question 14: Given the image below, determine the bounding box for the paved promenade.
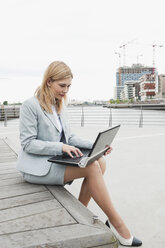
[0,124,165,248]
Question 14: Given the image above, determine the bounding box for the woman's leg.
[78,157,106,206]
[64,160,131,239]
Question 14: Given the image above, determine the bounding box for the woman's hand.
[62,144,83,158]
[104,146,112,156]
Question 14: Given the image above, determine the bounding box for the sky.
[0,0,165,103]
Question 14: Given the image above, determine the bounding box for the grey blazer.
[16,97,93,176]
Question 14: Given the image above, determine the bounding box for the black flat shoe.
[105,220,142,247]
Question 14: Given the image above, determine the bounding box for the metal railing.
[0,105,165,128]
[67,106,165,128]
[0,106,20,127]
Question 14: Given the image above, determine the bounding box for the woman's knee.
[86,161,102,177]
[98,157,106,175]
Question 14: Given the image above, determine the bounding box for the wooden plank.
[0,168,18,175]
[0,191,54,210]
[0,154,15,158]
[0,149,14,153]
[0,158,17,163]
[0,177,25,186]
[0,208,76,235]
[0,154,14,157]
[0,157,16,161]
[0,165,16,171]
[0,147,16,152]
[0,161,16,167]
[0,183,47,199]
[0,199,63,223]
[92,244,118,248]
[0,164,16,170]
[0,153,16,157]
[0,146,15,150]
[0,157,17,163]
[0,168,17,173]
[0,143,9,147]
[0,172,21,180]
[0,138,17,163]
[48,186,106,228]
[0,224,117,248]
[3,137,19,155]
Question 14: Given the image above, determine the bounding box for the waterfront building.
[139,74,156,101]
[114,86,124,99]
[115,64,155,99]
[120,81,140,100]
[157,74,165,99]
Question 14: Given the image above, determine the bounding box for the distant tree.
[123,99,129,103]
[109,99,114,104]
[129,99,134,103]
[3,101,8,105]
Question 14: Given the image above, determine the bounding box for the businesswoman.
[16,61,142,247]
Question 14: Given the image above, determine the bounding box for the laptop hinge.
[78,157,88,168]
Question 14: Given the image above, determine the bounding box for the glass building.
[115,64,155,99]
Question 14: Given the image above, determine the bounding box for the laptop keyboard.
[62,149,90,163]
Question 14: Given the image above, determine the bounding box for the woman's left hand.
[104,146,112,156]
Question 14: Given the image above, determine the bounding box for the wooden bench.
[0,138,118,248]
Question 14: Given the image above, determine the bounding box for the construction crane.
[137,54,143,64]
[115,52,121,68]
[152,43,163,74]
[133,41,163,74]
[119,38,137,66]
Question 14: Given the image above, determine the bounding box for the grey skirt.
[22,163,72,186]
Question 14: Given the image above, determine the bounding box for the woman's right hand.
[62,144,83,158]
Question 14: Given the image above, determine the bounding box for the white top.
[52,106,63,134]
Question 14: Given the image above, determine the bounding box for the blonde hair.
[35,61,73,113]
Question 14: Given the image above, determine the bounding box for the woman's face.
[49,77,72,100]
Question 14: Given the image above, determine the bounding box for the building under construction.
[114,64,156,99]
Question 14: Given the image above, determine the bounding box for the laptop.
[48,125,120,168]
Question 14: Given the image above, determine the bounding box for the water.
[0,106,165,127]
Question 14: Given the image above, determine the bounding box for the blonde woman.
[16,61,142,247]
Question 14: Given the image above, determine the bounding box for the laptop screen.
[89,125,120,157]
